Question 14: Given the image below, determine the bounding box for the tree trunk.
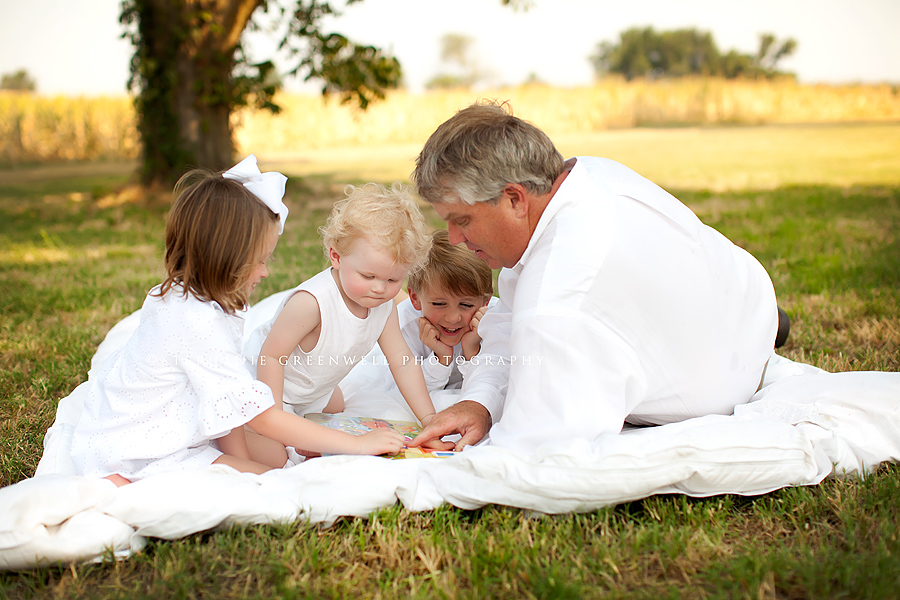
[172,24,235,175]
[135,0,261,186]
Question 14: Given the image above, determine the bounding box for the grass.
[1,123,899,597]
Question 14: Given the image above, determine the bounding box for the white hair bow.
[222,154,289,234]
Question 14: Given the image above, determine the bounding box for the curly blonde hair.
[320,182,431,275]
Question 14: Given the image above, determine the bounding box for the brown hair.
[412,99,565,205]
[154,169,280,313]
[319,182,431,276]
[407,229,493,299]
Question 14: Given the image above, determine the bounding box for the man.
[408,100,779,453]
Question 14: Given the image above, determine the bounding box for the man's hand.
[407,400,491,452]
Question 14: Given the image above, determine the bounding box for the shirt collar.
[511,157,586,271]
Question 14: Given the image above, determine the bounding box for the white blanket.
[2,292,899,571]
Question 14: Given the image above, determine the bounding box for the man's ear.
[505,183,530,218]
[328,247,341,269]
[408,288,422,311]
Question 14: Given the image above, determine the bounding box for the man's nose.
[447,224,466,245]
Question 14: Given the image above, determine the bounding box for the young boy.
[399,229,498,391]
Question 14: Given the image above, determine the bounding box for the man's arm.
[486,312,640,451]
[454,297,510,420]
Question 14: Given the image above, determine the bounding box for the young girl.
[339,229,506,425]
[248,182,437,426]
[69,156,404,485]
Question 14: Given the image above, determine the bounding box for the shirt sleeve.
[172,307,275,438]
[487,309,646,452]
[419,354,453,391]
[458,298,510,422]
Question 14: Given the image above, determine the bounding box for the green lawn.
[1,123,899,598]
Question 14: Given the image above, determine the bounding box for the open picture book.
[304,413,457,459]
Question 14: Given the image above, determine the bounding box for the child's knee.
[214,454,272,475]
[244,429,288,468]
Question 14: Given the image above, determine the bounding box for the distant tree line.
[427,34,484,90]
[590,27,797,81]
[1,69,37,92]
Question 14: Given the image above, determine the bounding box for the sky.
[1,0,899,96]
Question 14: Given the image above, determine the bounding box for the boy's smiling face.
[408,285,489,347]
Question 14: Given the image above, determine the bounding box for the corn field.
[1,78,898,166]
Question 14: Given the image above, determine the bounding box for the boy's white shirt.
[396,296,507,410]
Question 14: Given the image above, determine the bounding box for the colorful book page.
[303,413,454,459]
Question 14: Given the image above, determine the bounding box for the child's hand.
[417,317,453,365]
[355,428,405,456]
[420,413,436,427]
[460,306,489,360]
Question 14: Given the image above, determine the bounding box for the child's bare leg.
[245,428,288,468]
[213,454,272,475]
[217,426,251,460]
[104,474,131,487]
[323,386,344,413]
